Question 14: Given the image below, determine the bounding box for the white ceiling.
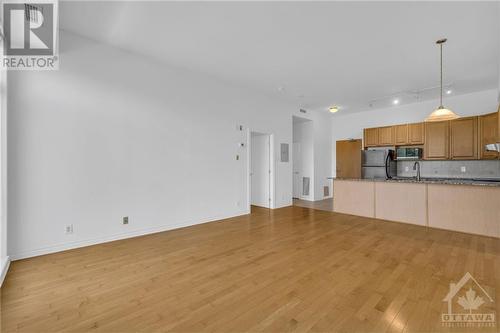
[60,1,500,115]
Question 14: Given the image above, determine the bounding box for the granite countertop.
[330,177,500,187]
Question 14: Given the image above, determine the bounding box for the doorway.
[336,139,362,179]
[250,132,271,209]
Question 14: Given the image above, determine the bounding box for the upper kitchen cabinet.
[424,121,449,160]
[378,126,394,146]
[479,112,499,159]
[450,116,478,160]
[408,123,424,144]
[394,124,408,145]
[363,127,379,147]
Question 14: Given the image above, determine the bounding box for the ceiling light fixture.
[425,39,459,122]
[393,99,400,105]
[329,106,339,113]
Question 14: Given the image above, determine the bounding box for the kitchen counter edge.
[330,177,500,187]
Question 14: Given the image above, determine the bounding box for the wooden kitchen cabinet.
[394,124,408,145]
[450,116,478,160]
[479,112,499,159]
[363,128,379,147]
[360,107,499,159]
[408,123,424,144]
[424,121,449,160]
[378,126,394,145]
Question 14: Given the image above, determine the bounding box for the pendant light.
[425,38,459,122]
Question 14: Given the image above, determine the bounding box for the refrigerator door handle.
[385,152,392,179]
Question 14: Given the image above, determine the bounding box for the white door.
[293,142,301,198]
[251,134,270,208]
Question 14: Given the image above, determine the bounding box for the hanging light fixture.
[425,38,459,122]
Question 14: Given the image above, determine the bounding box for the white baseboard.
[0,256,10,287]
[10,210,249,261]
[294,196,332,202]
[299,197,315,202]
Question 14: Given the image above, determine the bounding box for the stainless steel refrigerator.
[362,149,396,179]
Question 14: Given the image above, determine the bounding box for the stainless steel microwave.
[396,147,423,160]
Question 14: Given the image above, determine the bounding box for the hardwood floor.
[2,206,500,332]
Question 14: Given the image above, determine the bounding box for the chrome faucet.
[413,161,421,181]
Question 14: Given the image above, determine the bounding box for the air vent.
[302,177,310,196]
[299,109,307,114]
[24,4,43,24]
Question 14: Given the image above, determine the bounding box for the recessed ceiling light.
[329,106,339,113]
[393,99,400,105]
[446,90,452,95]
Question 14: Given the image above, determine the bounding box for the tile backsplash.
[396,160,500,179]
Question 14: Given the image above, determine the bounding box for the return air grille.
[302,177,310,196]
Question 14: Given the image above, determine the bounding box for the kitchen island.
[333,178,500,238]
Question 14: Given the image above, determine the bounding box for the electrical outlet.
[123,216,129,225]
[65,224,73,234]
[460,166,466,173]
[405,166,409,172]
[236,155,240,160]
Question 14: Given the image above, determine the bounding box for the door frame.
[247,129,275,211]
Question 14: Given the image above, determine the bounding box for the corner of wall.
[0,256,10,287]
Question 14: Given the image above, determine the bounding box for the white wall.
[7,31,295,260]
[250,133,270,208]
[0,68,8,285]
[292,120,314,200]
[331,89,499,176]
[292,110,333,201]
[312,113,333,199]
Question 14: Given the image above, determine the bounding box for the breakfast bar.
[333,178,500,238]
